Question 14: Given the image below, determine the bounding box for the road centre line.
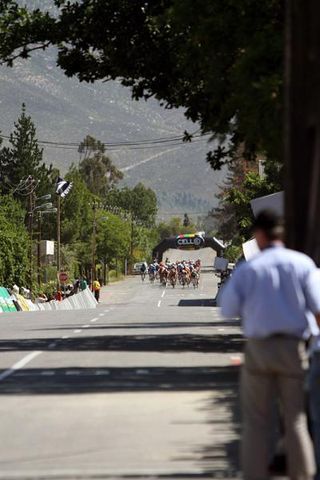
[161,290,166,298]
[0,351,43,382]
[157,300,161,308]
[90,317,98,323]
[73,329,82,334]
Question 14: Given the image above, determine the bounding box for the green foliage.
[0,195,29,286]
[214,155,278,247]
[0,104,53,200]
[224,244,243,263]
[60,166,95,244]
[78,135,123,196]
[157,216,197,242]
[0,0,284,171]
[105,183,158,227]
[96,212,130,263]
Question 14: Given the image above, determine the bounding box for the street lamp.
[28,195,54,291]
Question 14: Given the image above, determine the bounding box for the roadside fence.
[0,287,97,313]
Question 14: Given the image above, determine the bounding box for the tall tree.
[105,183,158,227]
[78,135,123,196]
[0,104,53,199]
[0,194,29,286]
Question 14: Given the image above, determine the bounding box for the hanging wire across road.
[0,130,212,152]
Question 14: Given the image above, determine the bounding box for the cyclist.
[140,262,147,281]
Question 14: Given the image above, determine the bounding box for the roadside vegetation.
[0,106,203,290]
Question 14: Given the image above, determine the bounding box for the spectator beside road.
[92,278,101,302]
[55,290,62,302]
[79,277,88,291]
[219,209,320,480]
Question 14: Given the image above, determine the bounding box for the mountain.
[0,46,226,217]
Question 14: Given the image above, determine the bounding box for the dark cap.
[252,209,284,239]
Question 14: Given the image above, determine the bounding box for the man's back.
[220,245,318,338]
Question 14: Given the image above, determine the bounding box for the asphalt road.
[0,273,243,479]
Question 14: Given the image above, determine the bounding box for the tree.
[213,166,277,247]
[0,195,29,286]
[78,135,123,196]
[105,183,158,227]
[157,217,197,242]
[0,104,53,200]
[96,213,130,265]
[60,166,95,245]
[0,1,284,171]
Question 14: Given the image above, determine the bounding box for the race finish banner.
[175,233,205,250]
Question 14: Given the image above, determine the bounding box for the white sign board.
[40,240,55,256]
[250,191,284,217]
[242,239,260,261]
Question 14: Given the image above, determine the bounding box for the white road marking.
[0,351,42,382]
[157,300,161,308]
[95,370,110,376]
[66,370,80,375]
[82,325,90,329]
[104,309,109,313]
[136,369,149,375]
[73,329,82,334]
[161,290,166,298]
[41,371,55,376]
[218,328,225,332]
[62,335,69,339]
[48,342,57,349]
[99,313,104,317]
[90,317,98,323]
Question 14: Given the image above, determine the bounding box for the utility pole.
[130,211,134,274]
[91,202,97,283]
[56,195,61,289]
[37,212,41,287]
[28,187,35,291]
[285,0,320,262]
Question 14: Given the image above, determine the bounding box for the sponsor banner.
[175,233,205,250]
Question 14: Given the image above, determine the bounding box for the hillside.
[0,47,225,216]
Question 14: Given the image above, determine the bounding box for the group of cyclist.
[141,259,201,288]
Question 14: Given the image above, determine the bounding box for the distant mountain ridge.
[0,36,226,216]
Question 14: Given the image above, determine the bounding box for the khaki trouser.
[241,336,315,480]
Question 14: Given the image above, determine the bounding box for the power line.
[0,130,211,152]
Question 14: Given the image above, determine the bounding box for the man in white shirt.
[220,210,320,480]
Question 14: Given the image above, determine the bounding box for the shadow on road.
[0,364,240,394]
[178,299,216,307]
[32,319,241,331]
[0,333,244,353]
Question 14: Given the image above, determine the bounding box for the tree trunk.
[285,0,320,262]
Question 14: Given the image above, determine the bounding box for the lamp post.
[28,195,54,292]
[91,202,97,284]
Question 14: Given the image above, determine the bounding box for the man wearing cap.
[220,209,320,480]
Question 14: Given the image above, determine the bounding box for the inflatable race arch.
[152,233,225,262]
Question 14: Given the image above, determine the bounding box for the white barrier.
[13,286,98,313]
[45,287,98,312]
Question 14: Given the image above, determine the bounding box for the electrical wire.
[0,130,211,151]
